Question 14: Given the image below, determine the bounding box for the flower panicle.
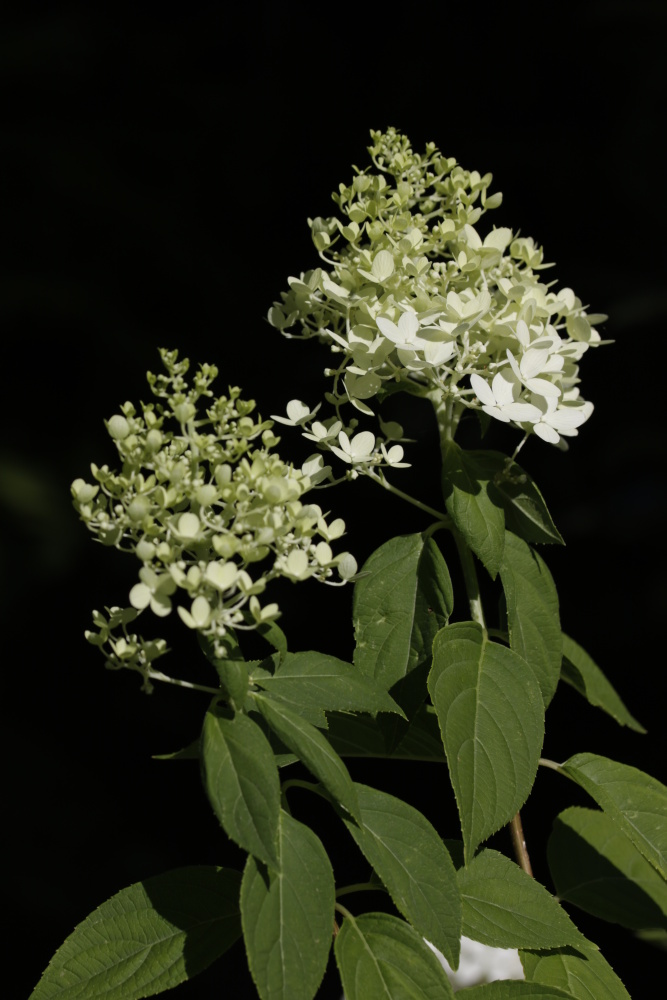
[268,127,606,450]
[72,350,358,681]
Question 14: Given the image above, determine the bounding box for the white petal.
[534,422,560,444]
[520,348,550,379]
[470,373,496,407]
[129,582,152,610]
[482,404,511,423]
[506,349,522,381]
[376,316,402,343]
[397,311,420,340]
[350,430,375,460]
[525,377,561,398]
[503,401,542,422]
[205,561,238,591]
[492,371,518,406]
[515,319,531,348]
[285,399,312,423]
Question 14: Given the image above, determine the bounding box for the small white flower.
[380,442,411,468]
[271,399,321,426]
[532,396,594,444]
[506,348,562,399]
[470,372,542,425]
[330,430,376,465]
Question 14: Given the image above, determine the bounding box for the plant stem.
[146,669,221,695]
[336,881,384,899]
[281,778,330,801]
[452,528,486,629]
[538,757,563,772]
[509,811,533,877]
[367,469,450,523]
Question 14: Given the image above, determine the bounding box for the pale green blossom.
[73,350,357,681]
[269,128,605,451]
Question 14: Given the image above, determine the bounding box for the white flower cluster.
[269,128,605,448]
[272,399,410,481]
[72,350,357,683]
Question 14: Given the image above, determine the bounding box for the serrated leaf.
[254,694,360,822]
[548,806,667,930]
[202,709,280,868]
[441,442,505,578]
[458,983,575,999]
[353,532,453,751]
[353,532,453,689]
[30,867,241,1000]
[241,811,334,1000]
[334,911,455,1000]
[341,783,461,967]
[499,533,561,706]
[561,753,667,878]
[521,945,631,1000]
[255,651,404,722]
[429,622,545,859]
[477,451,564,546]
[457,848,584,950]
[560,635,645,732]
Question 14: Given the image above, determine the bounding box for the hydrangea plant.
[31,130,666,1000]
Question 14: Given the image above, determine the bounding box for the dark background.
[2,3,666,997]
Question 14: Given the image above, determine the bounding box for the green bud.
[107,415,130,440]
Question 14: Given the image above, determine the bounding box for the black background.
[2,3,666,997]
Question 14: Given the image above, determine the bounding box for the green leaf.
[548,806,667,930]
[353,532,453,751]
[561,753,667,878]
[30,867,242,1000]
[499,533,561,706]
[458,983,575,999]
[202,709,280,868]
[256,617,289,662]
[341,783,461,967]
[441,442,505,578]
[560,635,645,732]
[477,451,564,546]
[353,532,454,689]
[325,705,446,762]
[521,945,631,1000]
[254,693,361,822]
[255,650,404,722]
[457,848,585,949]
[429,622,544,859]
[215,658,249,706]
[334,911,455,1000]
[241,811,334,1000]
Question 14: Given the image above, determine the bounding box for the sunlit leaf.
[202,709,280,868]
[335,911,455,1000]
[241,811,334,1000]
[342,783,461,967]
[429,622,544,858]
[457,848,584,949]
[521,945,631,1000]
[30,867,242,1000]
[500,532,561,706]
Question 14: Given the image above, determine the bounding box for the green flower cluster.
[269,127,606,451]
[72,350,357,686]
